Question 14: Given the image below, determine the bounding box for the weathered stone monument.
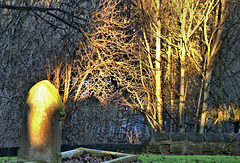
[18,80,65,163]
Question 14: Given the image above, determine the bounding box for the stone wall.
[2,133,240,156]
[145,133,240,155]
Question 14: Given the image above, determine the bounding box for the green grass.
[1,155,240,162]
[138,154,240,163]
[0,157,17,162]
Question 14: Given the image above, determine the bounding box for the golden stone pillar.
[18,80,65,163]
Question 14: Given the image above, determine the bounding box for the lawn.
[1,155,240,162]
[139,154,240,163]
[0,157,17,162]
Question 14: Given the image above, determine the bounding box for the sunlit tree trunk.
[155,20,164,131]
[179,39,186,133]
[178,3,187,133]
[155,0,164,132]
[63,63,72,112]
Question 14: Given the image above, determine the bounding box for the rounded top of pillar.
[27,80,63,112]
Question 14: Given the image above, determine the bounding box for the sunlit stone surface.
[18,80,64,163]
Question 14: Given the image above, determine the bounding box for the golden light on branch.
[26,80,63,147]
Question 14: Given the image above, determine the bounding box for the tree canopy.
[0,0,239,134]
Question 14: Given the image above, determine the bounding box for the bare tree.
[0,0,239,139]
[199,0,230,133]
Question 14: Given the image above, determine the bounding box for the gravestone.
[18,80,65,163]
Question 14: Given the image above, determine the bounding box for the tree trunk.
[179,40,186,133]
[218,55,223,133]
[167,37,175,133]
[63,63,72,111]
[179,4,187,133]
[199,68,212,133]
[156,27,164,131]
[155,1,163,131]
[199,0,227,133]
